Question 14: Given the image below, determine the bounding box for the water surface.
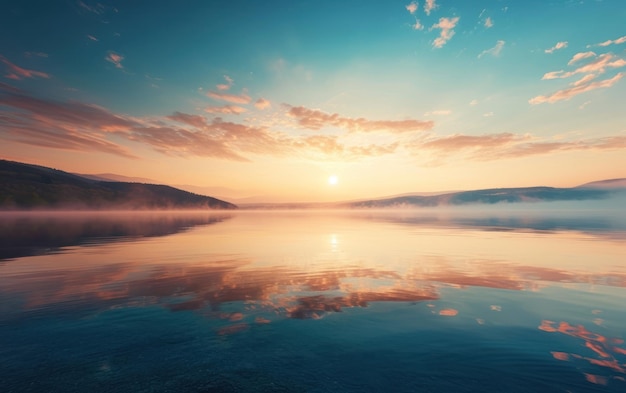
[1,210,625,392]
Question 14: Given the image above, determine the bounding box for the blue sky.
[1,0,625,202]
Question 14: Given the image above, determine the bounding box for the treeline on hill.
[0,160,237,210]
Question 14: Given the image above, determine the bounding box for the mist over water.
[1,210,625,392]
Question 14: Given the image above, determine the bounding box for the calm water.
[1,210,626,392]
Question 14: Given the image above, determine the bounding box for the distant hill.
[339,186,620,209]
[0,160,237,210]
[576,178,626,189]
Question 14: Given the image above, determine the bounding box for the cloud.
[87,35,98,41]
[255,98,271,110]
[406,1,418,14]
[216,75,234,91]
[484,17,493,28]
[412,131,626,161]
[105,51,124,69]
[543,54,626,80]
[424,0,437,15]
[545,41,568,54]
[207,91,252,104]
[0,84,137,158]
[469,99,478,106]
[431,17,459,48]
[78,1,105,15]
[483,112,494,117]
[412,19,424,30]
[568,51,596,65]
[478,40,505,58]
[420,133,522,151]
[590,35,626,47]
[166,112,209,128]
[204,105,247,115]
[0,84,417,162]
[530,72,624,104]
[0,55,50,80]
[286,105,434,133]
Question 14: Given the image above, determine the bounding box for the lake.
[1,210,626,392]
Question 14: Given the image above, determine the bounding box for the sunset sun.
[328,175,339,186]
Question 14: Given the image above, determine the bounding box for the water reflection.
[1,211,625,390]
[0,211,232,260]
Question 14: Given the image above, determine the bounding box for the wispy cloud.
[216,75,234,91]
[568,51,596,65]
[105,51,124,69]
[589,35,626,48]
[207,91,252,104]
[205,105,247,115]
[545,41,568,54]
[484,17,493,28]
[533,49,626,104]
[412,19,424,30]
[540,54,625,80]
[424,0,437,15]
[0,55,50,80]
[0,83,402,162]
[77,1,105,15]
[411,132,626,161]
[530,72,624,104]
[87,35,98,41]
[431,17,459,48]
[287,105,434,133]
[255,98,271,110]
[478,40,505,58]
[405,1,418,14]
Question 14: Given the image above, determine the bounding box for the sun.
[328,175,339,186]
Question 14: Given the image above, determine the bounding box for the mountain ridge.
[0,159,237,210]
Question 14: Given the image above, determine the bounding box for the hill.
[576,178,626,189]
[339,186,620,209]
[0,160,237,210]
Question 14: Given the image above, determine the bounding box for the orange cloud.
[431,17,459,48]
[424,0,437,15]
[591,35,626,47]
[207,91,251,104]
[568,51,596,65]
[287,105,434,133]
[530,72,624,104]
[205,105,247,115]
[405,2,418,14]
[0,55,50,80]
[545,41,568,54]
[105,51,124,69]
[254,98,271,110]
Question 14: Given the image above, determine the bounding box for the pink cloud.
[530,72,624,104]
[478,40,505,58]
[405,2,418,14]
[593,35,626,47]
[105,51,124,69]
[207,91,251,104]
[0,55,50,80]
[205,105,247,115]
[424,0,437,15]
[167,112,209,128]
[568,51,596,65]
[431,17,459,48]
[545,41,568,54]
[287,105,434,133]
[254,98,271,110]
[216,75,234,91]
[420,133,522,151]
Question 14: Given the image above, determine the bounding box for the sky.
[1,0,625,203]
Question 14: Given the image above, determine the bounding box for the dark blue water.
[1,211,625,392]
